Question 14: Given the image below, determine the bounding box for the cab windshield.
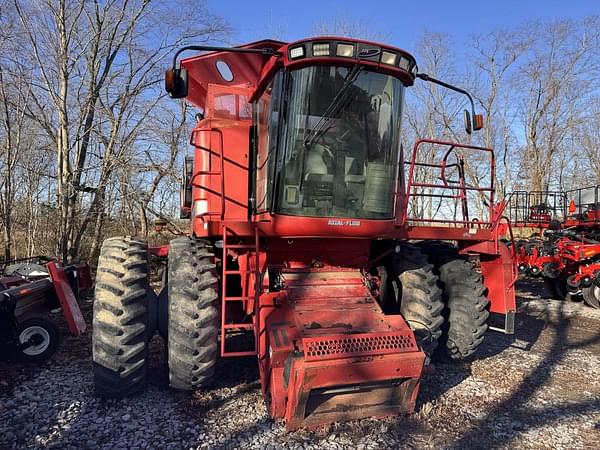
[276,65,405,219]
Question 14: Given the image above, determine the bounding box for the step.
[223,323,255,330]
[221,350,256,357]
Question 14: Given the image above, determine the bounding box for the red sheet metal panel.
[303,331,418,362]
[284,351,424,430]
[479,243,517,315]
[262,268,424,429]
[181,39,285,109]
[46,262,86,336]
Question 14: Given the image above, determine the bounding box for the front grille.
[303,332,417,361]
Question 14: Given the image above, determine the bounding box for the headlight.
[381,51,397,65]
[336,43,355,57]
[398,56,411,71]
[312,42,330,57]
[289,45,305,59]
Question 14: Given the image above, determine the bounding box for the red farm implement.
[507,185,600,307]
[0,257,91,362]
[92,37,516,429]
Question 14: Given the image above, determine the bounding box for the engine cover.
[262,269,425,430]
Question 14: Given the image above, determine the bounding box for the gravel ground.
[1,279,599,449]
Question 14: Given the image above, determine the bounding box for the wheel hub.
[19,326,51,356]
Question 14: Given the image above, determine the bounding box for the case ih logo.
[358,48,381,58]
[327,219,361,227]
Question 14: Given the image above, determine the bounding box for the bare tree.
[515,17,599,192]
[468,28,532,195]
[12,0,228,261]
[312,16,390,41]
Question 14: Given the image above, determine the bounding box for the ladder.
[220,225,260,357]
[191,130,260,355]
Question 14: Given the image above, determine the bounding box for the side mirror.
[473,114,484,131]
[464,109,472,135]
[165,68,188,99]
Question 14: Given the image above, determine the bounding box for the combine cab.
[92,37,516,429]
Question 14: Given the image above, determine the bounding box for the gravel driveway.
[1,279,599,449]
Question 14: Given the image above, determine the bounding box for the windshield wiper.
[303,65,364,149]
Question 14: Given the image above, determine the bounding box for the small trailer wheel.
[17,317,60,363]
[582,285,600,309]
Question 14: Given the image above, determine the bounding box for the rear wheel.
[582,285,600,309]
[93,237,149,398]
[418,241,490,361]
[383,243,444,356]
[167,237,219,390]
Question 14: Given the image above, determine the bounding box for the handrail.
[401,138,495,227]
[188,128,226,221]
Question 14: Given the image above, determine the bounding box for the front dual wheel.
[379,243,444,357]
[92,236,219,398]
[381,241,490,361]
[417,241,490,361]
[167,237,219,390]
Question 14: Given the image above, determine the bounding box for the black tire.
[544,277,568,300]
[93,237,149,398]
[582,285,600,309]
[384,243,444,356]
[167,237,219,390]
[16,317,60,363]
[418,241,490,361]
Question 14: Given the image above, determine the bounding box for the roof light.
[312,42,330,57]
[336,43,354,57]
[289,45,305,59]
[381,51,397,66]
[398,56,411,71]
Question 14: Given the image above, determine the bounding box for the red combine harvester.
[92,37,516,429]
[508,185,600,307]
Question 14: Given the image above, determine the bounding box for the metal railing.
[399,139,495,227]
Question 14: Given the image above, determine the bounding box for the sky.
[208,0,599,53]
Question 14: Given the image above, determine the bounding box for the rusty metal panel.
[301,378,419,428]
[303,331,418,362]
